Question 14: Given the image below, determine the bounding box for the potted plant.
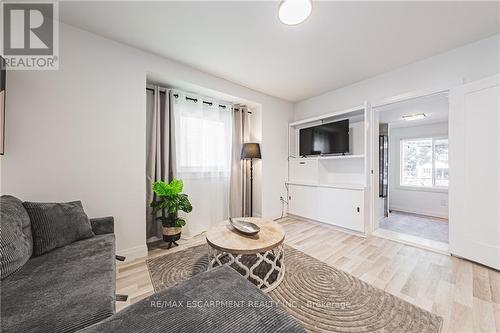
[151,178,192,248]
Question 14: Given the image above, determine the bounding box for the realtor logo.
[1,1,59,70]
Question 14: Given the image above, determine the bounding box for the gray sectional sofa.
[0,195,116,333]
[80,266,305,333]
[1,195,304,333]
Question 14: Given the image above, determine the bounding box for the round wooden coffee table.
[206,217,285,293]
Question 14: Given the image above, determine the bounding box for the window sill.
[396,186,448,194]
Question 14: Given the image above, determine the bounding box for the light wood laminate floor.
[116,216,500,333]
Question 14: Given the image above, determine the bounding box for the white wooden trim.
[365,101,372,232]
[289,154,364,161]
[289,104,365,127]
[371,86,453,109]
[457,73,500,92]
[369,88,452,237]
[286,181,365,191]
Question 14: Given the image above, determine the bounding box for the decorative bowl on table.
[229,217,260,236]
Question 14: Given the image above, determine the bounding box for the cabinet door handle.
[299,162,305,165]
[356,207,360,213]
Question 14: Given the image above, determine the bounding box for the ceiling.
[59,1,500,102]
[378,93,448,128]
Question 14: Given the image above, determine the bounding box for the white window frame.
[399,136,448,192]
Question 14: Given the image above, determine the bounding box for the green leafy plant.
[151,179,192,228]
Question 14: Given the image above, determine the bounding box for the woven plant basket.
[163,226,182,236]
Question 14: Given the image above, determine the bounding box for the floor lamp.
[241,143,261,217]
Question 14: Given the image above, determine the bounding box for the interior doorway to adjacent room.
[372,92,450,252]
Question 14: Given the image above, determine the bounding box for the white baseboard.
[116,244,148,261]
[389,206,448,219]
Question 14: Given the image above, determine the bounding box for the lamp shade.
[241,143,261,159]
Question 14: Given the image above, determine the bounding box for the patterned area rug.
[147,244,443,333]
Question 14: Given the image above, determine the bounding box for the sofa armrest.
[90,216,114,235]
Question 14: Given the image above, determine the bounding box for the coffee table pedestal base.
[207,244,285,293]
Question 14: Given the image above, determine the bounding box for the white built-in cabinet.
[287,104,369,234]
[288,184,364,232]
[288,184,317,219]
[316,187,364,232]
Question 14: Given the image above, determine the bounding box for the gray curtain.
[229,106,251,217]
[146,86,173,240]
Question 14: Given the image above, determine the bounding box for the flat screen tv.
[299,119,349,156]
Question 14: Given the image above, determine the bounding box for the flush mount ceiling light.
[402,113,426,121]
[278,0,312,25]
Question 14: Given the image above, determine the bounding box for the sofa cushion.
[90,216,114,235]
[0,195,33,279]
[80,266,305,333]
[23,201,95,256]
[0,234,116,333]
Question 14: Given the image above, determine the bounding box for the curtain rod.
[146,88,252,113]
[172,93,227,109]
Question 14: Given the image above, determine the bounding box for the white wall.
[294,34,500,120]
[388,122,449,219]
[1,23,293,259]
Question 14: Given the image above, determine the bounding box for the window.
[178,116,230,174]
[173,94,232,178]
[433,139,449,187]
[400,137,448,188]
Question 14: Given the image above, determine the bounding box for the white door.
[449,74,500,270]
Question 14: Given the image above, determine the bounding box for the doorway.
[372,92,450,252]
